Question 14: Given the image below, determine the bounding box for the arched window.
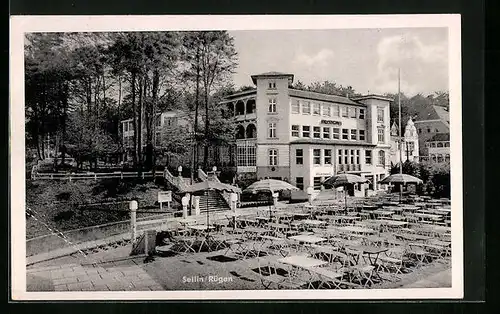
[235,100,245,116]
[445,142,450,147]
[437,154,444,163]
[430,142,436,148]
[245,123,257,139]
[378,150,385,166]
[235,125,245,139]
[437,142,444,147]
[445,154,450,162]
[246,99,256,114]
[431,154,437,162]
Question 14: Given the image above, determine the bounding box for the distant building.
[412,104,450,159]
[426,133,450,163]
[389,118,420,165]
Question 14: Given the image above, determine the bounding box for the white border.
[10,14,463,300]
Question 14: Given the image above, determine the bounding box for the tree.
[180,31,238,171]
[291,80,362,98]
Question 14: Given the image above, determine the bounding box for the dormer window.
[268,81,277,89]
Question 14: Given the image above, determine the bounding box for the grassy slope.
[26,179,169,239]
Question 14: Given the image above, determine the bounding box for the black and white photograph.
[10,15,463,300]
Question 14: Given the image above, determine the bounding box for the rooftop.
[251,71,294,84]
[288,88,363,106]
[428,133,450,142]
[413,104,449,125]
[351,94,394,102]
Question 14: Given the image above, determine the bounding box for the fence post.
[129,200,138,243]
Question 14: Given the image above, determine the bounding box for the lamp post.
[177,165,183,177]
[129,200,138,244]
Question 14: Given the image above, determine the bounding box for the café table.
[267,222,291,233]
[347,245,388,266]
[278,255,328,269]
[394,233,431,242]
[338,225,376,235]
[289,234,328,245]
[301,219,327,228]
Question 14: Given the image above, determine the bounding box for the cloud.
[372,33,448,95]
[292,48,335,67]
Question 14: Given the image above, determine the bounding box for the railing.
[32,170,163,181]
[337,164,362,172]
[164,168,189,190]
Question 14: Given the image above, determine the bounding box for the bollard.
[181,195,189,219]
[129,200,138,243]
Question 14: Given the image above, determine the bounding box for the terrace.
[27,194,452,291]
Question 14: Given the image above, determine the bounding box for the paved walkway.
[403,269,451,288]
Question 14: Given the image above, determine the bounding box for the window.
[437,154,444,163]
[291,100,300,114]
[338,149,343,164]
[342,106,349,117]
[268,122,277,138]
[342,128,349,140]
[344,149,349,164]
[236,145,256,166]
[313,126,321,138]
[350,107,357,118]
[268,98,277,113]
[124,122,129,132]
[295,149,303,165]
[351,129,357,140]
[268,82,276,89]
[322,127,330,139]
[365,150,372,164]
[324,149,332,164]
[377,108,384,123]
[427,128,431,133]
[418,128,422,134]
[437,142,444,147]
[445,142,450,147]
[359,130,365,141]
[313,149,321,165]
[322,104,330,116]
[333,105,340,117]
[445,154,450,162]
[430,154,437,162]
[333,128,340,139]
[378,150,386,166]
[312,103,320,115]
[430,142,436,148]
[313,177,322,190]
[359,109,365,119]
[356,150,360,164]
[435,129,439,133]
[350,149,355,164]
[302,102,311,114]
[269,149,278,166]
[302,126,310,137]
[296,177,304,190]
[377,128,385,143]
[291,125,300,137]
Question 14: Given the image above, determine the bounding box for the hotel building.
[219,72,393,191]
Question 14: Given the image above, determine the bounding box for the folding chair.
[344,248,376,288]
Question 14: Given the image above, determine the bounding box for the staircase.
[197,189,231,213]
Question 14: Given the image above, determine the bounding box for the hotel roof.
[251,71,294,84]
[351,94,394,102]
[288,88,363,106]
[413,104,450,125]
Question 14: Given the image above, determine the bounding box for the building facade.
[425,133,450,163]
[219,72,393,191]
[413,104,450,158]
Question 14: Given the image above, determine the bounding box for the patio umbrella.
[379,173,423,203]
[244,179,299,220]
[179,180,241,250]
[322,173,368,211]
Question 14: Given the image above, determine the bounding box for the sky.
[228,28,448,96]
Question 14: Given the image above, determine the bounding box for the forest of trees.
[25,31,238,175]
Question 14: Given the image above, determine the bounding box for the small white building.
[389,118,420,166]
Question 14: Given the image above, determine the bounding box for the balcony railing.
[336,164,361,172]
